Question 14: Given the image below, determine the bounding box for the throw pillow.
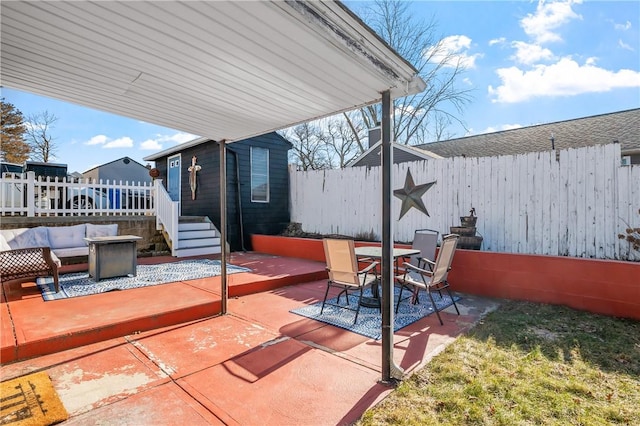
[33,227,51,247]
[48,224,86,249]
[86,223,118,240]
[10,227,49,249]
[0,234,11,252]
[6,229,29,250]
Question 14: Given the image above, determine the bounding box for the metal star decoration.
[393,168,436,220]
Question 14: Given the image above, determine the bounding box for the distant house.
[82,157,152,184]
[416,108,640,164]
[144,132,292,251]
[351,108,640,166]
[349,127,442,167]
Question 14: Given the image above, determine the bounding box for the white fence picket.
[0,172,154,217]
[290,144,639,261]
[617,163,640,261]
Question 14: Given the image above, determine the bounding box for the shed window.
[251,147,269,202]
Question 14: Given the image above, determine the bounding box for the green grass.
[358,301,640,425]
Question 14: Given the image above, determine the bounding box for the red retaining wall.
[251,234,640,320]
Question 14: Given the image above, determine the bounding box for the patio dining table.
[354,246,420,307]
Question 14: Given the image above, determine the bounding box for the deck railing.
[1,171,154,217]
[153,179,179,255]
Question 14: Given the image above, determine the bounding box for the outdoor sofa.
[0,223,118,292]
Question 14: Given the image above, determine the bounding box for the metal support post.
[381,90,403,382]
[219,140,228,314]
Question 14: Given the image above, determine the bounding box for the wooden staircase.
[170,216,222,257]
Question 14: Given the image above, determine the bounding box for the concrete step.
[174,245,222,257]
[178,237,221,249]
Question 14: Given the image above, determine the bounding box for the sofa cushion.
[0,234,11,252]
[11,227,51,249]
[86,223,118,240]
[2,228,29,249]
[52,247,89,258]
[48,224,86,249]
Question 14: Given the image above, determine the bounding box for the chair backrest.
[430,234,459,285]
[410,228,439,267]
[323,238,359,286]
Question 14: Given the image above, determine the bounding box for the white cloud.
[395,104,425,117]
[469,124,523,136]
[139,132,197,151]
[520,0,582,44]
[24,121,45,133]
[140,139,163,150]
[618,39,634,52]
[85,135,134,148]
[85,135,109,146]
[426,35,482,69]
[614,20,632,31]
[489,37,506,46]
[160,132,197,144]
[500,123,524,131]
[488,57,640,103]
[511,41,554,65]
[103,137,133,149]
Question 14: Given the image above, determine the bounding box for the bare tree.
[25,110,58,162]
[281,122,330,171]
[323,117,364,168]
[285,0,472,169]
[347,0,473,145]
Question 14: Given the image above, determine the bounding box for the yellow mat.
[1,371,68,426]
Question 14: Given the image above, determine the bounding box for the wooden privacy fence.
[290,144,640,261]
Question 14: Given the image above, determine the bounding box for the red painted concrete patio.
[0,251,498,425]
[0,252,328,363]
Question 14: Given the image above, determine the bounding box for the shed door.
[167,155,181,203]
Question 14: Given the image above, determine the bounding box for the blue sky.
[3,0,639,174]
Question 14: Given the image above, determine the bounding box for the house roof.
[83,157,149,174]
[349,141,442,167]
[2,1,425,143]
[415,108,640,158]
[143,132,292,161]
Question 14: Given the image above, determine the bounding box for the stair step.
[178,237,221,249]
[165,216,222,257]
[178,215,209,222]
[178,222,213,231]
[174,245,221,257]
[179,229,218,239]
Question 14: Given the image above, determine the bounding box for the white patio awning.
[1,0,425,142]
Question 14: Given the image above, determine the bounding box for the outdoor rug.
[291,287,460,340]
[0,371,68,426]
[36,259,251,301]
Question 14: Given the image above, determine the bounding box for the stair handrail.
[154,179,179,255]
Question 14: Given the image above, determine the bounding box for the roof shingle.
[415,108,640,158]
